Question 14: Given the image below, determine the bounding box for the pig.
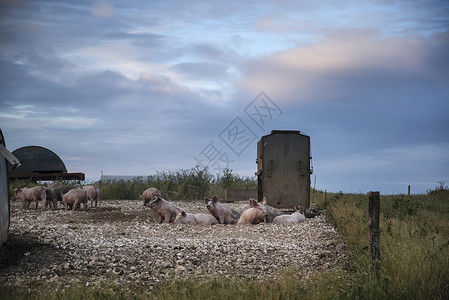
[13,186,46,209]
[174,210,218,225]
[140,187,162,206]
[82,185,100,208]
[43,187,61,210]
[260,197,285,223]
[273,206,306,224]
[237,198,267,224]
[146,197,182,223]
[205,195,241,224]
[49,182,75,207]
[62,188,88,211]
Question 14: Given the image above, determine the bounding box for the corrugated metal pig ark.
[257,130,311,209]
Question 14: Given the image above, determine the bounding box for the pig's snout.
[206,204,211,209]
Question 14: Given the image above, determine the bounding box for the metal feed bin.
[257,130,311,209]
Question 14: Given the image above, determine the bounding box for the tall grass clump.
[323,186,449,299]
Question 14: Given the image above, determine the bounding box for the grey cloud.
[170,62,229,79]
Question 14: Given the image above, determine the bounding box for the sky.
[1,0,448,194]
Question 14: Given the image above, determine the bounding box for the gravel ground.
[0,199,348,288]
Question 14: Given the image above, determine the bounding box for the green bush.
[96,166,256,201]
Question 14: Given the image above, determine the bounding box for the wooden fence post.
[324,189,327,208]
[408,185,411,196]
[369,191,380,277]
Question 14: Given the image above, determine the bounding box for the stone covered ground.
[0,199,348,289]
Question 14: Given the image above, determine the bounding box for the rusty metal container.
[257,130,311,209]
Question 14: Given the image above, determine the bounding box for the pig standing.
[273,206,306,224]
[174,210,218,225]
[146,197,182,223]
[13,186,46,209]
[43,187,61,210]
[141,187,162,206]
[62,188,88,211]
[82,185,100,208]
[49,182,75,207]
[205,195,241,224]
[237,198,267,224]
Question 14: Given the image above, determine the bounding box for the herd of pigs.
[12,185,306,225]
[142,187,306,225]
[12,182,99,211]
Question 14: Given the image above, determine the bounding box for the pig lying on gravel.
[237,198,267,224]
[146,197,183,223]
[260,197,285,223]
[174,210,218,225]
[238,197,285,223]
[205,195,241,224]
[62,188,88,211]
[141,187,162,206]
[13,186,46,209]
[82,185,100,208]
[273,206,306,224]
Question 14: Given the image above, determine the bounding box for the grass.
[313,188,449,299]
[3,179,449,299]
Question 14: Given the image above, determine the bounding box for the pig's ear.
[253,199,261,207]
[262,197,267,205]
[204,197,209,204]
[181,210,187,217]
[212,195,218,202]
[249,198,255,207]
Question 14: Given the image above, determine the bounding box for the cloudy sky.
[1,0,448,194]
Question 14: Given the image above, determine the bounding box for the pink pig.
[141,187,162,206]
[146,197,183,223]
[13,186,46,209]
[273,206,306,224]
[237,198,267,224]
[62,188,88,211]
[82,185,100,208]
[174,210,218,225]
